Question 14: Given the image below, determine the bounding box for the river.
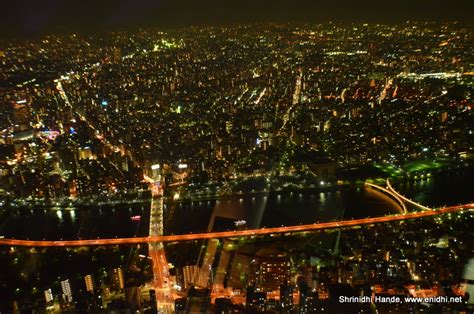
[0,167,472,240]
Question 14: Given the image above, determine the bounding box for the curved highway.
[0,203,472,247]
[386,179,432,211]
[365,182,407,213]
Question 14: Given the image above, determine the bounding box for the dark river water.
[0,167,473,311]
[0,167,473,241]
[0,202,151,240]
[394,166,474,208]
[165,185,399,235]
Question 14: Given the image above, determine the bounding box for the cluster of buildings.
[0,22,472,312]
[55,23,472,180]
[0,91,146,200]
[168,208,472,312]
[1,23,471,198]
[41,263,166,313]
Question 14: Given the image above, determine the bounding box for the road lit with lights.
[0,204,472,247]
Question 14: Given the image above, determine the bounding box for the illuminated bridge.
[1,182,472,312]
[0,203,472,248]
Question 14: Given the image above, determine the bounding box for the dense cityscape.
[0,19,473,313]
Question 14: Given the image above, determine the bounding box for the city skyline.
[0,5,473,312]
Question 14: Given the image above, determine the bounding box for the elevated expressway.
[1,181,471,310]
[0,204,471,248]
[365,181,408,213]
[385,179,432,211]
[52,69,470,306]
[148,184,173,313]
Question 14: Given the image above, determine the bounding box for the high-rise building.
[246,284,267,310]
[78,147,94,160]
[183,265,199,289]
[175,268,185,291]
[12,101,32,130]
[226,121,233,133]
[440,111,448,123]
[61,279,73,303]
[280,281,293,311]
[297,275,309,309]
[252,292,267,311]
[44,289,53,303]
[302,265,316,289]
[149,289,157,310]
[84,274,95,293]
[125,286,142,311]
[111,267,125,290]
[259,260,291,291]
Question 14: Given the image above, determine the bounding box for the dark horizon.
[2,0,474,40]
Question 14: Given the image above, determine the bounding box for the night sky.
[2,0,473,39]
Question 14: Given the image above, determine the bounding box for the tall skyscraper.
[61,279,73,303]
[44,289,53,303]
[259,260,291,291]
[125,286,142,311]
[183,265,199,289]
[111,267,125,290]
[149,289,157,310]
[84,274,95,293]
[280,281,293,311]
